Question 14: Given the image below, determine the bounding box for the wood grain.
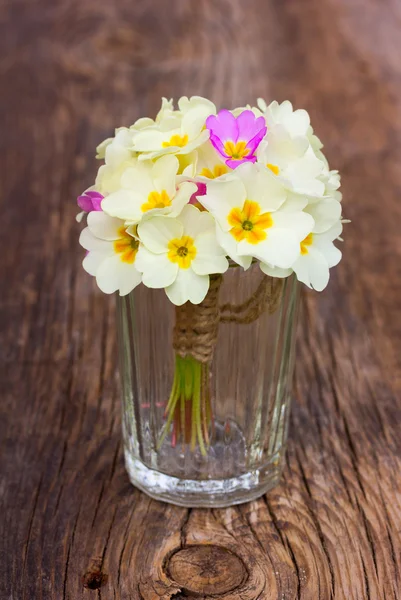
[1,0,401,598]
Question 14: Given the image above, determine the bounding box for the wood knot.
[82,559,108,590]
[167,545,247,596]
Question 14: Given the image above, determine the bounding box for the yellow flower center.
[224,140,250,160]
[300,233,313,255]
[200,165,229,179]
[267,163,280,175]
[114,227,139,264]
[167,235,197,269]
[228,199,273,244]
[141,190,171,213]
[162,133,189,148]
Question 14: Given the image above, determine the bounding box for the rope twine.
[172,274,223,363]
[219,275,283,324]
[172,273,284,364]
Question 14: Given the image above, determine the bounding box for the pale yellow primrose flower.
[260,199,343,291]
[101,155,197,225]
[307,124,324,155]
[131,96,216,161]
[77,97,345,299]
[129,97,178,132]
[95,100,174,160]
[255,99,326,198]
[136,204,228,306]
[95,127,134,162]
[318,168,343,203]
[304,197,342,233]
[200,162,314,270]
[95,97,177,171]
[80,211,142,296]
[306,125,343,203]
[257,137,325,197]
[261,220,343,292]
[95,128,137,195]
[257,99,311,138]
[195,139,231,181]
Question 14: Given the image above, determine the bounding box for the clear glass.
[117,264,300,507]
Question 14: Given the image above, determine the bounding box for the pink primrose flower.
[77,190,104,213]
[206,109,267,169]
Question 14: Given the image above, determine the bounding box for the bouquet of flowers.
[77,96,345,454]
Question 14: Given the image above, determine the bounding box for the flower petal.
[306,200,342,233]
[79,227,112,252]
[195,139,228,177]
[314,220,343,243]
[292,247,329,291]
[177,129,210,156]
[132,129,170,152]
[131,117,155,130]
[182,104,215,139]
[313,238,342,268]
[257,98,267,112]
[238,228,300,269]
[323,244,342,269]
[178,203,214,238]
[235,162,287,211]
[152,154,179,198]
[77,194,94,212]
[270,211,314,241]
[120,161,154,194]
[138,216,183,254]
[135,246,178,288]
[95,254,141,295]
[104,130,133,168]
[236,110,266,142]
[118,264,143,296]
[208,132,229,158]
[286,109,310,137]
[279,192,309,212]
[258,128,308,170]
[189,181,207,205]
[178,95,216,115]
[215,224,252,269]
[165,268,209,306]
[170,181,197,216]
[191,232,229,275]
[87,211,123,240]
[200,176,247,231]
[260,262,293,278]
[226,156,257,169]
[206,110,239,143]
[283,151,325,196]
[101,190,143,222]
[83,249,113,276]
[245,126,267,155]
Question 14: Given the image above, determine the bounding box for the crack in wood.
[295,449,335,596]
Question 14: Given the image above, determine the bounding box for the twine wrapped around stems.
[219,275,284,324]
[173,274,223,363]
[172,274,283,364]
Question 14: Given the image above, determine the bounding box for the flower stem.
[159,354,212,455]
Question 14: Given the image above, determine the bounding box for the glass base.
[124,447,284,508]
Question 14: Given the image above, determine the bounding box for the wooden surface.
[1,0,401,598]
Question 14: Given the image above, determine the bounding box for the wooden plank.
[1,0,401,598]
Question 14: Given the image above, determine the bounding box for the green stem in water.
[194,362,206,456]
[159,354,212,455]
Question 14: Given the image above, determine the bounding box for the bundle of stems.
[157,273,282,455]
[158,355,213,456]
